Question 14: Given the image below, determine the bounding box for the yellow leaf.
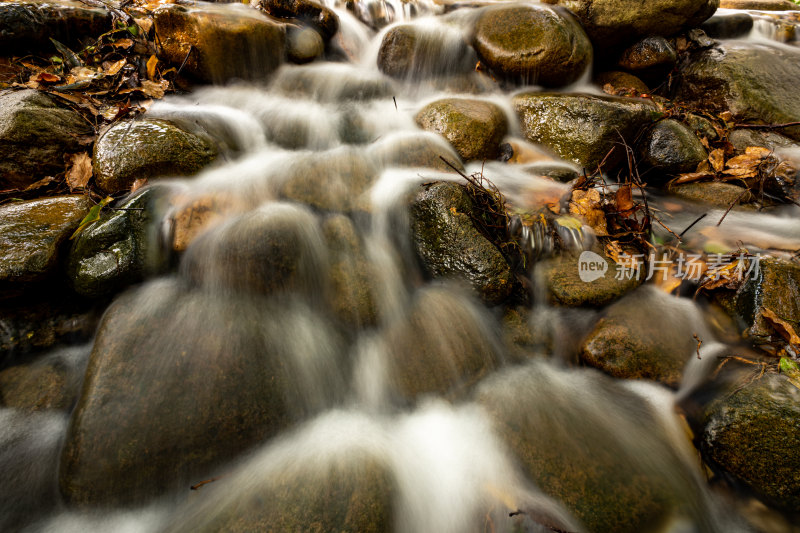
[762,308,800,345]
[744,146,771,158]
[105,58,127,76]
[70,196,113,240]
[725,153,762,169]
[146,55,158,80]
[709,148,725,173]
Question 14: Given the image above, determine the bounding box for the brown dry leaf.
[721,167,758,178]
[146,55,158,80]
[615,185,635,214]
[720,111,734,125]
[47,91,100,116]
[696,159,711,173]
[65,152,93,190]
[709,148,725,173]
[569,189,608,236]
[104,58,127,76]
[673,171,715,185]
[654,268,682,294]
[69,66,101,82]
[22,176,56,192]
[700,137,710,150]
[725,153,762,169]
[745,146,771,158]
[113,38,134,49]
[140,79,166,98]
[761,308,800,345]
[35,72,61,83]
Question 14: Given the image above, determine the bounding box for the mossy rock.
[93,118,218,194]
[0,90,94,190]
[415,98,508,161]
[539,248,643,307]
[409,181,513,306]
[701,372,800,512]
[616,36,676,86]
[472,3,592,87]
[513,92,658,171]
[674,42,800,141]
[0,345,87,411]
[668,181,753,208]
[736,257,800,343]
[286,25,324,64]
[580,287,698,387]
[593,70,649,93]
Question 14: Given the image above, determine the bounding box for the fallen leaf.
[69,66,101,82]
[696,159,711,173]
[23,176,56,192]
[113,38,134,49]
[71,196,114,240]
[673,171,715,184]
[725,153,762,169]
[709,148,725,173]
[569,189,608,236]
[104,58,127,76]
[146,55,158,80]
[35,72,61,83]
[65,152,92,190]
[761,308,800,345]
[745,146,772,158]
[130,178,148,193]
[140,79,165,98]
[616,185,635,214]
[721,168,758,178]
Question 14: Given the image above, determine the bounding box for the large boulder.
[701,372,800,512]
[478,362,715,532]
[471,4,592,87]
[542,0,719,48]
[383,286,501,400]
[637,119,708,184]
[377,23,477,81]
[67,188,168,298]
[580,287,700,387]
[674,42,800,141]
[253,0,338,41]
[153,3,285,84]
[0,0,110,54]
[0,195,92,297]
[414,98,508,161]
[700,12,754,39]
[93,118,218,194]
[409,181,513,306]
[0,345,88,411]
[367,132,464,172]
[59,279,345,505]
[736,257,800,343]
[0,90,94,190]
[513,93,658,171]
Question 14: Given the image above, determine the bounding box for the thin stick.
[679,213,707,237]
[733,121,800,130]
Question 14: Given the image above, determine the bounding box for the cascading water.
[4,1,800,532]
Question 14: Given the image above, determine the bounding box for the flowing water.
[5,2,800,532]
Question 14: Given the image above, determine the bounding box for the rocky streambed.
[1,0,800,531]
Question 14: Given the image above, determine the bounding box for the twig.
[716,187,751,226]
[190,475,222,491]
[733,121,800,130]
[693,333,702,359]
[679,213,707,238]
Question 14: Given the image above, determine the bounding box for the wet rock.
[286,25,324,64]
[409,181,513,306]
[668,181,753,207]
[729,128,799,152]
[272,63,394,102]
[169,193,243,252]
[60,279,342,505]
[93,118,218,194]
[415,98,508,161]
[279,148,378,213]
[638,119,708,184]
[719,0,799,9]
[0,410,67,531]
[701,372,800,512]
[539,248,643,307]
[377,24,476,80]
[580,287,699,387]
[518,161,581,183]
[181,203,326,297]
[513,92,658,171]
[0,90,94,190]
[153,3,285,83]
[254,0,338,41]
[0,345,88,411]
[367,132,464,172]
[701,12,754,39]
[0,0,111,54]
[0,298,99,365]
[322,215,377,328]
[616,36,677,86]
[67,188,168,298]
[165,452,394,532]
[674,42,800,142]
[736,257,800,343]
[472,4,592,87]
[478,362,707,532]
[594,70,650,93]
[542,0,719,47]
[385,286,501,399]
[684,113,719,142]
[0,195,92,297]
